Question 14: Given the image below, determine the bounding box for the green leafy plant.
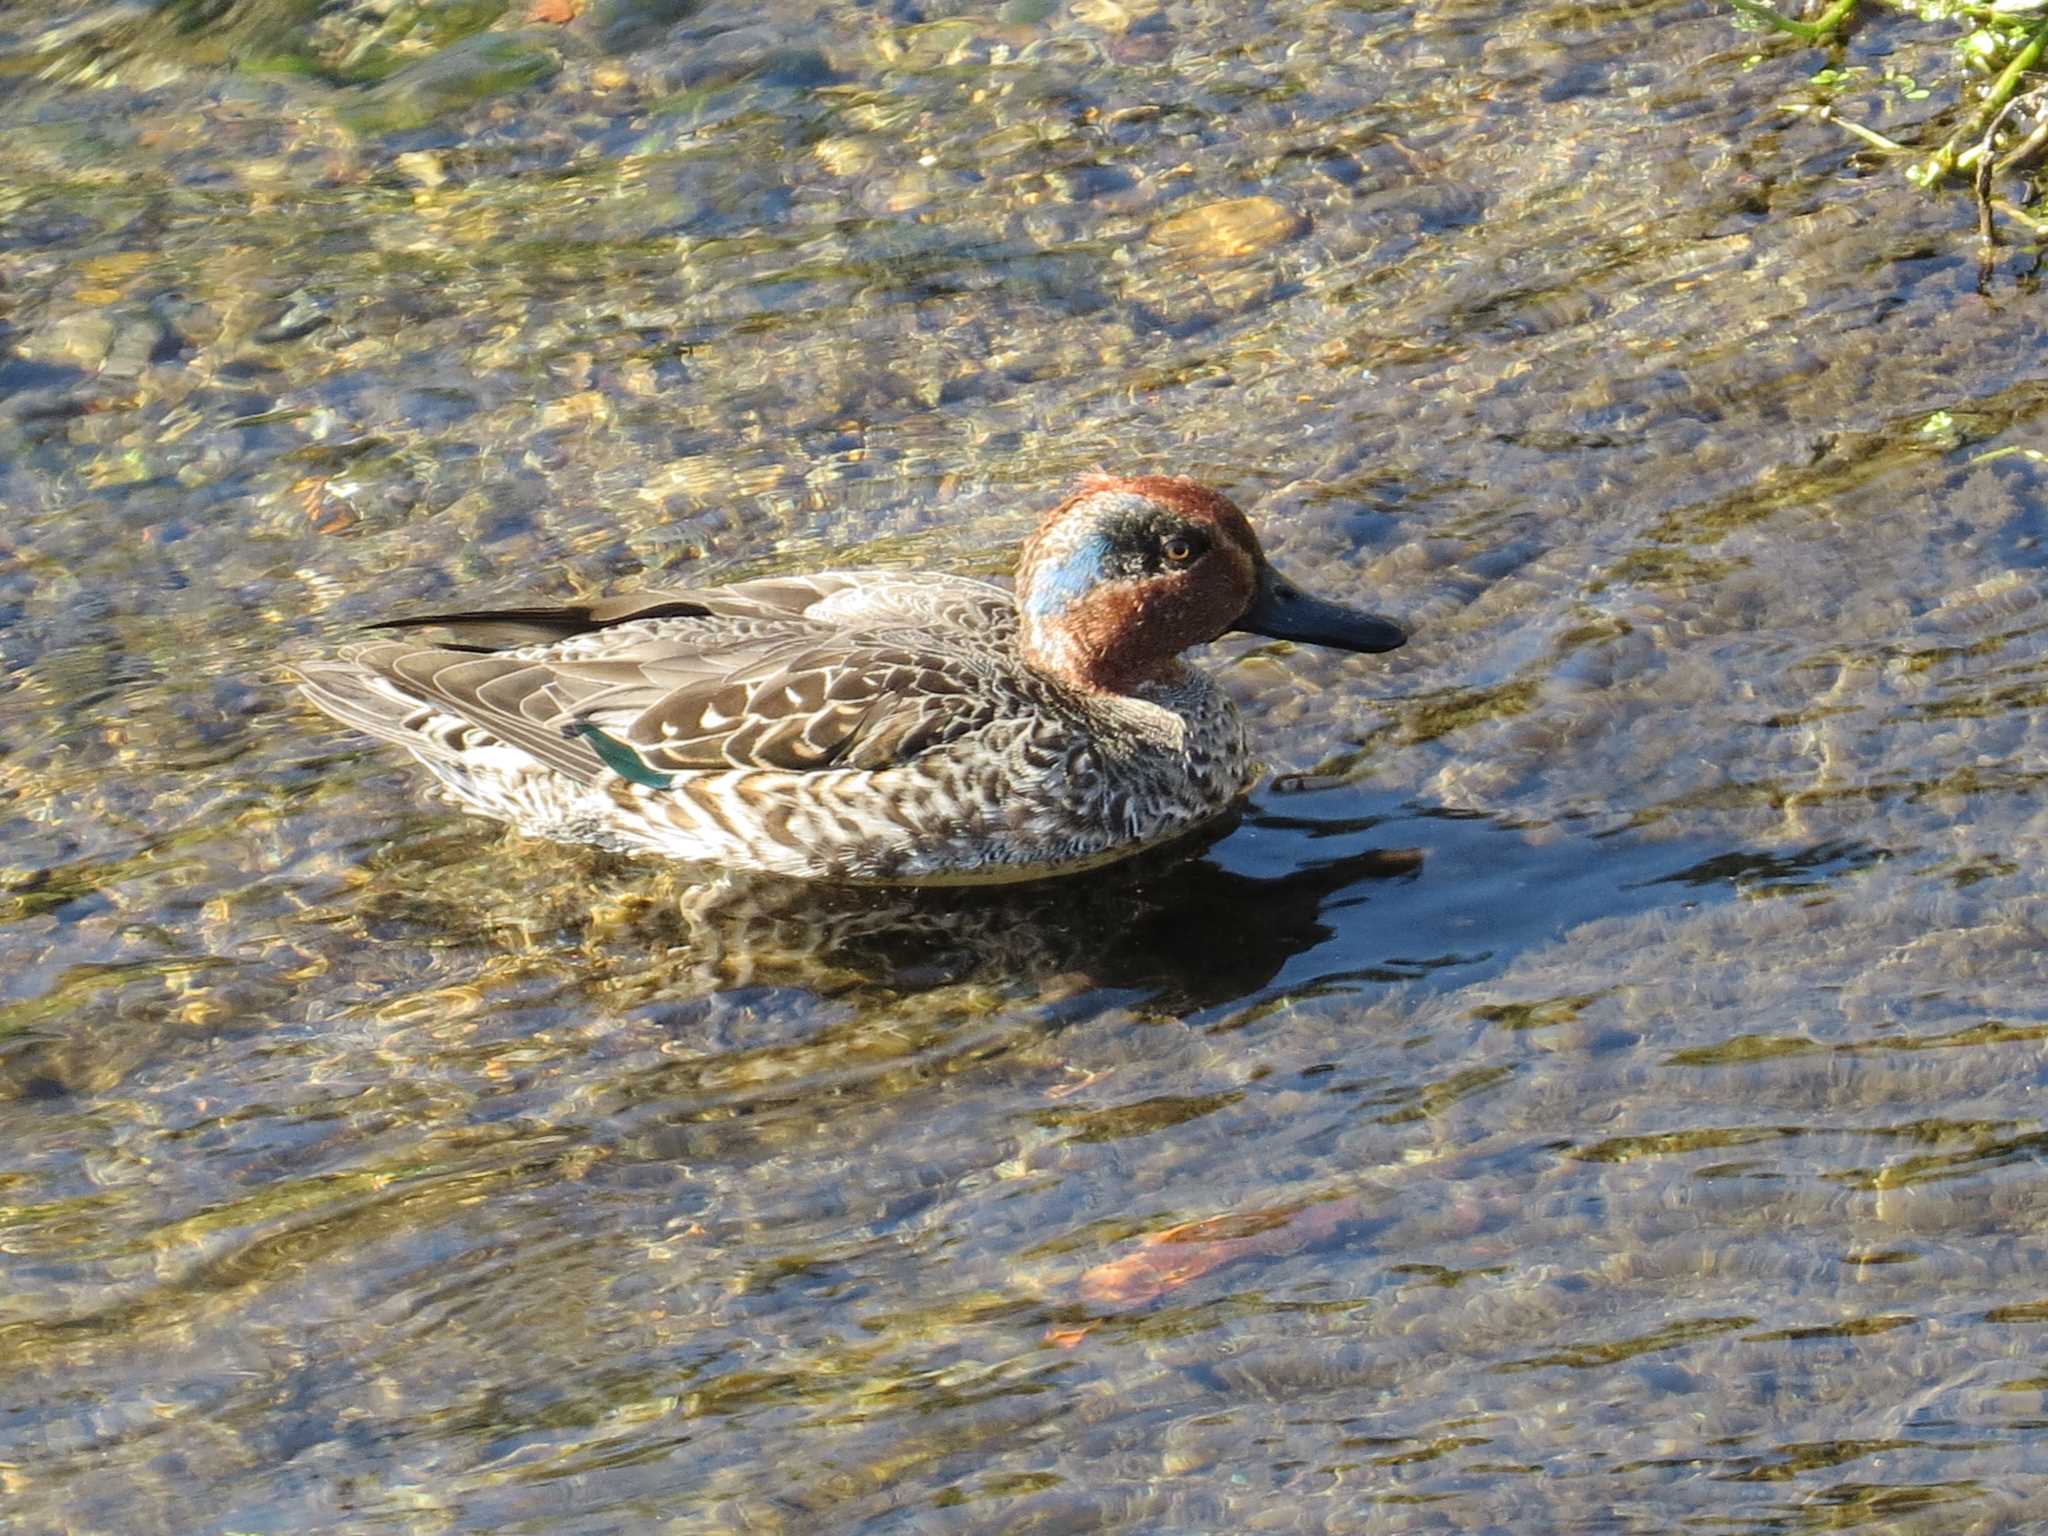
[1728,0,2048,241]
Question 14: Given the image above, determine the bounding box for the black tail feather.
[364,598,715,650]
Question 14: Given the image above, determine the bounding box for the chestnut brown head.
[1015,474,1405,693]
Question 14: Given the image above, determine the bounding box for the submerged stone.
[340,31,561,135]
[1148,195,1309,263]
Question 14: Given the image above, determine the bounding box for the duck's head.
[1015,474,1407,693]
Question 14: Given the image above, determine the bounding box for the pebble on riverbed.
[1148,195,1309,263]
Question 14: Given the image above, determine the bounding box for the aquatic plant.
[1730,0,2048,241]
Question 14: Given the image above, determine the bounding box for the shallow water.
[5,0,2048,1530]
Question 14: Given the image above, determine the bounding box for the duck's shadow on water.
[617,780,1803,1023]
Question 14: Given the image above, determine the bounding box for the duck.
[294,474,1407,884]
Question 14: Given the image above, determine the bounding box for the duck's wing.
[303,601,1023,785]
[542,618,1015,775]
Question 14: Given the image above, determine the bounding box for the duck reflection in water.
[643,807,1422,1012]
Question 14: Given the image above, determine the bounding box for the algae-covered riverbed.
[5,1,2048,1530]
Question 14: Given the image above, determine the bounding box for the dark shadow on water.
[655,783,1767,1021]
[1646,837,1891,899]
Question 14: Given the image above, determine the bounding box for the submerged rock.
[1148,195,1308,263]
[575,0,703,54]
[25,311,117,373]
[340,31,560,135]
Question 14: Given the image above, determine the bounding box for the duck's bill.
[1233,565,1407,653]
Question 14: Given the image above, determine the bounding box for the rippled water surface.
[6,0,2048,1530]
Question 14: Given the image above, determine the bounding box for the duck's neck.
[1019,615,1182,696]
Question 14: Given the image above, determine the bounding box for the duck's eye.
[1161,534,1197,565]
